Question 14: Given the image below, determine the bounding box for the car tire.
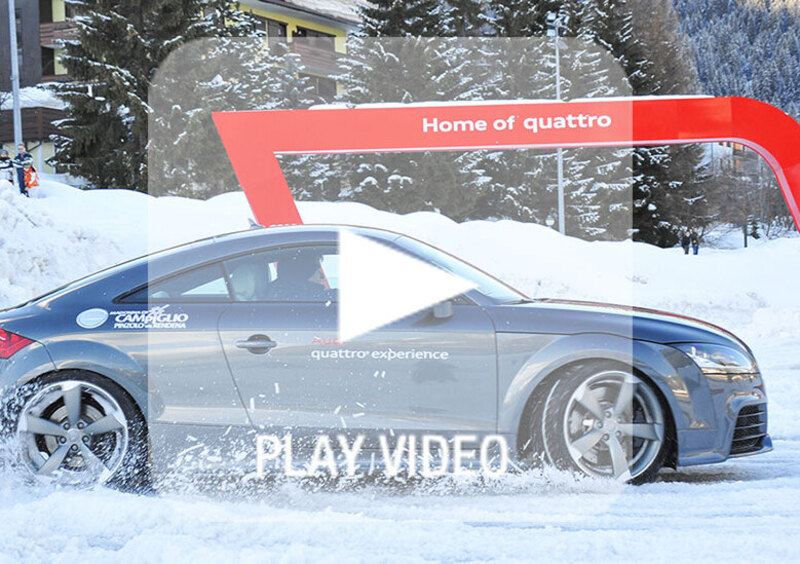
[6,371,150,491]
[531,362,669,484]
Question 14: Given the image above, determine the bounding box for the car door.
[119,262,251,429]
[217,242,498,447]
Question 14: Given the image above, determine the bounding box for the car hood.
[485,298,749,350]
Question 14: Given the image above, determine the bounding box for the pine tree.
[626,0,706,246]
[440,0,490,36]
[469,38,559,224]
[486,0,552,36]
[361,0,447,36]
[481,1,639,237]
[149,36,324,199]
[50,0,256,191]
[334,37,491,219]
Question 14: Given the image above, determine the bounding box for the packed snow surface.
[1,179,799,562]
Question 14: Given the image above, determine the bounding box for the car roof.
[14,224,405,309]
[159,223,403,261]
[208,223,402,244]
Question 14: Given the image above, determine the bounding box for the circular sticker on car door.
[76,308,109,329]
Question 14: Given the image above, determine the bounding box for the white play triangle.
[338,230,477,342]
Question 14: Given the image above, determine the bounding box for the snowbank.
[0,181,126,307]
[8,179,800,340]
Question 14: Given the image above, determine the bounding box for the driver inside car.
[263,250,330,302]
[229,261,268,301]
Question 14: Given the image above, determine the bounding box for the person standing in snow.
[680,229,691,255]
[14,143,32,196]
[690,229,700,255]
[0,149,14,185]
[22,160,39,198]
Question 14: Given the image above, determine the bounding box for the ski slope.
[1,179,799,562]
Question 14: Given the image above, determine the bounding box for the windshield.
[395,235,527,304]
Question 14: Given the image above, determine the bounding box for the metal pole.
[6,0,22,149]
[554,17,565,235]
[554,19,561,101]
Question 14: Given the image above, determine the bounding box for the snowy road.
[1,446,798,562]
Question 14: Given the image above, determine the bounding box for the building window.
[268,19,287,39]
[267,18,287,47]
[39,0,53,23]
[293,27,335,51]
[41,47,55,76]
[250,13,266,31]
[262,18,286,54]
[301,73,336,101]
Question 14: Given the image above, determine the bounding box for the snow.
[0,86,66,111]
[1,178,800,561]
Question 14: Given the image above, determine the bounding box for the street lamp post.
[6,0,23,149]
[547,11,567,235]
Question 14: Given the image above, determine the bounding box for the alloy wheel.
[562,370,664,481]
[16,380,129,487]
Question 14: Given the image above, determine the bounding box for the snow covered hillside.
[1,178,799,562]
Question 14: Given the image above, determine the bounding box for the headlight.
[674,343,757,375]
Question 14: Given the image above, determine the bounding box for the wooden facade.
[0,107,65,145]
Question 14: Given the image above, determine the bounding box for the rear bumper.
[0,341,56,394]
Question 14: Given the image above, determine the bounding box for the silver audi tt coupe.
[0,226,771,488]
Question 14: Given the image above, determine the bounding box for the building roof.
[256,0,367,25]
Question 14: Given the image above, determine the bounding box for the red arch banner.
[213,97,800,231]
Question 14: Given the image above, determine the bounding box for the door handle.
[235,335,278,354]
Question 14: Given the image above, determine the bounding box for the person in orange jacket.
[22,160,39,197]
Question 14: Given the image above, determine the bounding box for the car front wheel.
[536,363,669,484]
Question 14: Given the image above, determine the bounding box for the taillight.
[0,329,34,359]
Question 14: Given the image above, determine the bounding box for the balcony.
[288,41,340,76]
[41,74,70,83]
[40,21,76,48]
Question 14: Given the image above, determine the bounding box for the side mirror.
[432,300,454,319]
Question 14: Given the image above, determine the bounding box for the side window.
[225,245,338,303]
[122,263,230,303]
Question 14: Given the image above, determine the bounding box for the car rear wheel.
[535,363,669,484]
[13,372,148,490]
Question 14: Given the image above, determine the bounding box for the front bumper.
[673,369,771,467]
[728,402,772,458]
[729,434,773,458]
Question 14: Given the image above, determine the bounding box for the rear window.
[121,263,231,303]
